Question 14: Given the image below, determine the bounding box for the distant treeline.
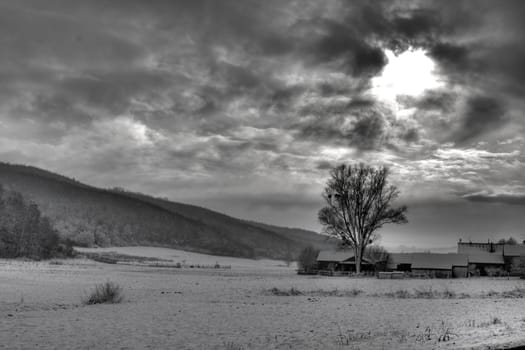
[0,185,72,259]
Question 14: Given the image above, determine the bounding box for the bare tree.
[365,245,390,264]
[498,237,517,245]
[318,163,407,274]
[297,245,319,273]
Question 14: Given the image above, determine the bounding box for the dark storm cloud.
[264,85,306,112]
[359,0,525,146]
[28,70,177,123]
[0,4,144,70]
[452,96,507,145]
[350,112,385,150]
[316,160,335,170]
[401,128,419,143]
[391,9,440,43]
[305,19,388,77]
[397,1,525,97]
[219,192,322,211]
[463,193,525,206]
[2,0,525,243]
[428,42,470,72]
[294,101,390,150]
[414,90,457,112]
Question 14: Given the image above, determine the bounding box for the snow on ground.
[76,246,297,270]
[0,246,524,349]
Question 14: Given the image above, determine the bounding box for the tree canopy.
[318,163,407,273]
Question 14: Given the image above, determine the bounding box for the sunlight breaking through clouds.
[1,1,525,246]
[372,49,444,101]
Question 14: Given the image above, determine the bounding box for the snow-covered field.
[1,246,524,350]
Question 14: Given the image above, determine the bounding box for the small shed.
[467,253,505,276]
[411,253,468,278]
[317,250,374,272]
[503,244,525,275]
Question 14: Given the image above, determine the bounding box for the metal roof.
[316,250,373,264]
[467,253,504,264]
[411,253,468,270]
[317,250,354,262]
[503,244,525,257]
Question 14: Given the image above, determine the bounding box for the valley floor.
[0,247,524,350]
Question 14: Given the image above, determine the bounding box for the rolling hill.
[0,162,336,259]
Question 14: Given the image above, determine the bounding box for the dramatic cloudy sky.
[1,0,525,250]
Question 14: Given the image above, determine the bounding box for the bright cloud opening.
[371,48,444,100]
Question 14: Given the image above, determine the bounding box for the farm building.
[503,244,525,275]
[457,240,525,276]
[388,253,469,278]
[410,253,468,278]
[467,253,505,276]
[315,241,524,278]
[316,250,374,273]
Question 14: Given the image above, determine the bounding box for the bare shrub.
[483,290,499,298]
[441,288,456,299]
[415,326,433,342]
[315,288,363,297]
[473,316,504,328]
[501,286,525,298]
[384,289,410,298]
[297,246,319,274]
[269,287,303,296]
[83,281,124,305]
[491,317,502,325]
[336,324,371,346]
[437,321,456,342]
[268,287,363,297]
[49,260,64,265]
[384,287,462,299]
[485,266,506,277]
[395,289,411,298]
[223,341,244,350]
[413,287,436,299]
[482,287,524,299]
[346,288,363,297]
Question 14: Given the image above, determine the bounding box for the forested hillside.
[0,162,336,259]
[0,186,66,259]
[119,192,338,253]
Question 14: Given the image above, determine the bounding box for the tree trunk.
[355,246,361,274]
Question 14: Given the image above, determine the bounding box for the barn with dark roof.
[316,250,374,273]
[467,253,505,276]
[387,253,469,278]
[410,253,468,278]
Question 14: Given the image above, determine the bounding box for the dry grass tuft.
[83,281,124,305]
[223,341,244,350]
[500,286,525,298]
[268,287,364,297]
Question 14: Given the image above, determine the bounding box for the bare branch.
[318,163,408,273]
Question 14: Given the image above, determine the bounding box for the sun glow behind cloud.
[372,49,444,101]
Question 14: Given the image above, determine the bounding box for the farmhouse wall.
[457,242,504,254]
[452,266,468,278]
